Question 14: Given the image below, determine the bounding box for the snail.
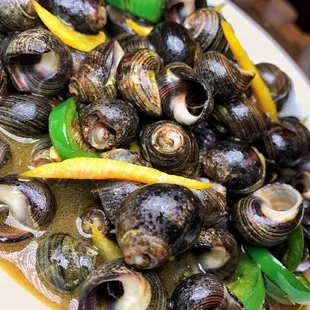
[0,94,52,139]
[70,41,124,103]
[117,35,151,53]
[31,137,54,167]
[183,8,228,53]
[5,29,73,96]
[195,51,255,99]
[38,0,107,34]
[116,48,163,117]
[36,233,98,293]
[0,137,11,170]
[116,183,204,269]
[78,259,169,310]
[80,99,140,151]
[0,175,56,242]
[148,21,201,66]
[233,183,304,247]
[140,120,199,177]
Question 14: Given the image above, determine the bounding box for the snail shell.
[292,172,310,202]
[165,0,207,23]
[0,59,7,96]
[39,0,107,34]
[118,35,151,53]
[80,99,140,151]
[183,8,228,53]
[78,259,169,310]
[148,21,201,66]
[70,41,124,103]
[140,120,199,177]
[5,29,73,96]
[0,0,38,33]
[233,183,304,247]
[0,175,56,242]
[31,137,54,167]
[191,228,239,280]
[0,137,11,170]
[117,48,163,117]
[171,273,244,310]
[36,233,98,293]
[157,62,214,126]
[202,142,266,193]
[210,96,270,143]
[256,62,292,112]
[195,51,255,99]
[116,183,204,269]
[0,94,52,139]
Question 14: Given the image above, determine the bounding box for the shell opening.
[83,274,151,310]
[254,183,303,222]
[196,246,230,270]
[88,123,116,150]
[9,51,60,92]
[107,42,125,86]
[294,172,310,200]
[168,1,196,22]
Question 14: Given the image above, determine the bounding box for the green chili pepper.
[226,253,265,310]
[49,98,100,160]
[245,245,310,305]
[106,0,165,23]
[285,226,304,272]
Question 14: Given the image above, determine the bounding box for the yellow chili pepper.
[129,141,140,153]
[92,225,123,261]
[221,20,279,124]
[19,158,212,190]
[33,1,106,52]
[214,3,226,13]
[126,19,153,36]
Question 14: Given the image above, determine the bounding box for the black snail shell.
[117,48,163,117]
[31,137,54,167]
[157,62,214,126]
[140,120,199,177]
[0,0,38,33]
[202,142,266,193]
[148,21,201,66]
[191,228,239,280]
[36,233,98,293]
[256,62,292,112]
[78,259,169,310]
[117,34,151,53]
[5,29,73,96]
[80,99,140,151]
[0,175,56,242]
[0,58,7,96]
[190,120,219,150]
[183,8,228,53]
[193,183,227,228]
[195,51,255,100]
[258,124,306,168]
[210,96,270,143]
[233,183,304,247]
[38,0,107,34]
[0,137,11,170]
[171,273,244,310]
[165,0,208,23]
[70,41,124,103]
[116,183,204,269]
[0,94,52,139]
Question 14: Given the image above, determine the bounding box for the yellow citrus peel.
[221,19,279,123]
[33,1,106,52]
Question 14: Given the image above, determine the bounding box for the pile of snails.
[0,0,309,309]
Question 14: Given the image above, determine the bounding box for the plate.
[0,0,310,309]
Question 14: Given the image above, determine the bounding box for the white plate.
[0,1,310,309]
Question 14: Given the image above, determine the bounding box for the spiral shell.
[117,48,163,117]
[5,29,73,96]
[195,51,255,99]
[256,62,292,112]
[233,183,304,247]
[0,0,38,33]
[183,8,228,53]
[36,233,98,293]
[31,137,53,167]
[140,120,199,177]
[70,41,124,103]
[116,183,204,269]
[157,62,214,126]
[118,35,151,53]
[80,99,140,151]
[0,137,11,170]
[0,59,7,96]
[171,273,243,310]
[78,259,168,310]
[0,94,52,139]
[210,96,270,143]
